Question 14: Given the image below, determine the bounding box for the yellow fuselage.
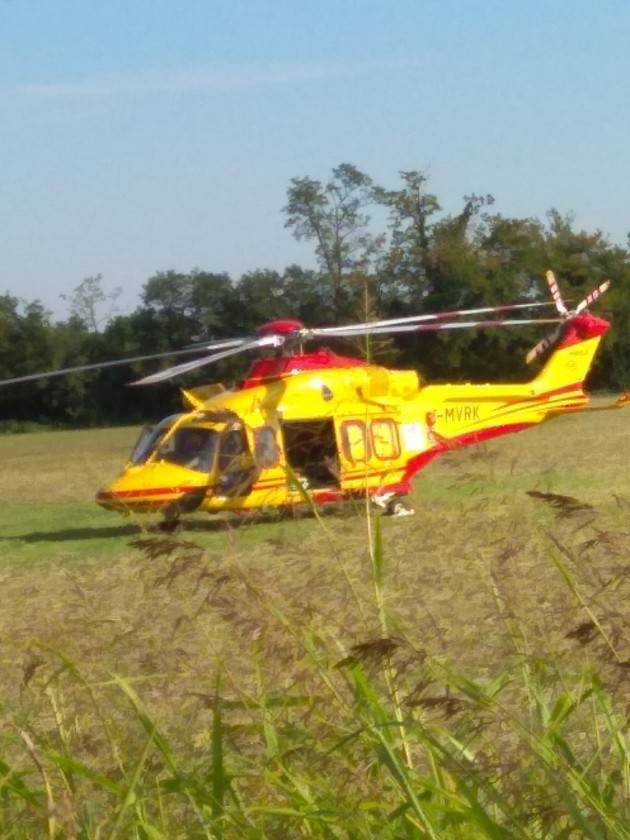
[97,320,606,516]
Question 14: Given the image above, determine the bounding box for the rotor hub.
[257,319,304,337]
[242,349,366,388]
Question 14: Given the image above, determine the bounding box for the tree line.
[2,165,629,427]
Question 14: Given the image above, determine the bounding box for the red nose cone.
[257,319,304,336]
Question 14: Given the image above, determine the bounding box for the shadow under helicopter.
[0,505,356,545]
[3,371,363,547]
[0,517,261,545]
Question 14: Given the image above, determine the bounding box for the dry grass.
[0,404,629,836]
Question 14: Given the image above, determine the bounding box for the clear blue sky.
[2,0,629,318]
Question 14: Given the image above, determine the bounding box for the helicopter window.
[340,420,370,464]
[129,414,182,465]
[157,426,218,472]
[218,427,249,472]
[216,426,256,496]
[282,419,340,489]
[254,426,279,468]
[371,419,400,460]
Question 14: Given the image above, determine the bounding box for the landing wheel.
[158,506,181,533]
[158,487,208,532]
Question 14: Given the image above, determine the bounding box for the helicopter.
[1,271,625,519]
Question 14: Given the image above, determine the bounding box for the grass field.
[1,407,629,837]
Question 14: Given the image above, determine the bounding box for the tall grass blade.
[106,725,156,840]
[210,673,228,834]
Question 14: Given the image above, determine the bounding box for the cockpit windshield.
[130,414,182,465]
[156,426,219,473]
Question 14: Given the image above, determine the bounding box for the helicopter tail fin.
[532,313,610,404]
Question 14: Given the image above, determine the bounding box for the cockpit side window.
[130,414,182,465]
[218,427,249,472]
[254,426,279,468]
[216,425,255,496]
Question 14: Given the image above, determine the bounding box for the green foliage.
[61,274,122,333]
[2,166,630,425]
[284,162,383,315]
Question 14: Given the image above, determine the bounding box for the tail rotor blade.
[546,270,568,316]
[526,335,552,365]
[526,325,563,365]
[575,280,611,314]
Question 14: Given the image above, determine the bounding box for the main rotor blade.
[574,280,611,314]
[0,338,247,388]
[130,335,284,385]
[307,302,558,337]
[309,318,563,339]
[546,270,568,316]
[184,337,248,350]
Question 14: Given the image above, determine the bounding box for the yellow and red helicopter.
[1,271,625,519]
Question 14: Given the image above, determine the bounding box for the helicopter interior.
[281,419,340,489]
[158,426,219,472]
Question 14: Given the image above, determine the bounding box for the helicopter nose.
[96,463,210,512]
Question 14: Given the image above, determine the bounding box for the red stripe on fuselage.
[97,485,205,500]
[531,381,584,401]
[402,421,534,483]
[488,382,586,421]
[496,381,584,410]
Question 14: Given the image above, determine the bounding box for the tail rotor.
[525,271,610,365]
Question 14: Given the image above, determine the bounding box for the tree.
[280,265,336,326]
[142,270,240,345]
[284,163,382,316]
[3,165,630,426]
[61,274,121,332]
[373,171,441,310]
[235,270,290,330]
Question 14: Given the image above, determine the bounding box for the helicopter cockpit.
[130,414,183,466]
[128,415,254,491]
[157,426,219,472]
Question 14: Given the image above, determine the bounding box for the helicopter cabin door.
[338,416,404,493]
[280,419,341,491]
